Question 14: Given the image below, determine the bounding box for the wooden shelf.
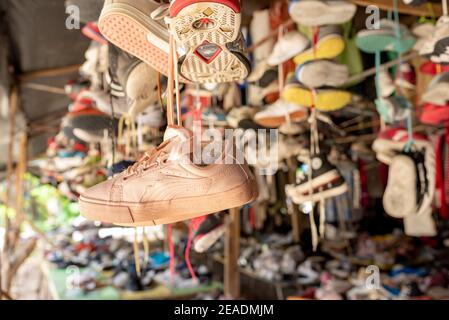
[351,0,443,17]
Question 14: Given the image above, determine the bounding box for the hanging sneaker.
[98,0,188,82]
[267,31,309,66]
[289,0,356,27]
[285,154,348,204]
[192,212,227,253]
[383,154,418,218]
[293,25,345,65]
[419,102,449,125]
[282,76,351,111]
[254,99,307,128]
[79,126,258,226]
[169,0,250,83]
[295,60,349,88]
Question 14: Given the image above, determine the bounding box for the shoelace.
[124,147,169,179]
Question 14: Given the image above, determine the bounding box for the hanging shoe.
[289,0,356,27]
[356,19,415,54]
[98,0,189,82]
[282,76,351,111]
[285,154,348,204]
[295,59,349,88]
[169,0,250,83]
[192,212,227,253]
[267,31,309,66]
[254,99,307,128]
[293,25,345,65]
[79,126,258,226]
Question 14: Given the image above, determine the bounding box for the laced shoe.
[79,126,258,226]
[285,154,348,203]
[169,0,250,83]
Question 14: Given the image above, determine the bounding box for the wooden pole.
[224,207,240,299]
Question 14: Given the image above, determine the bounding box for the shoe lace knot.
[124,148,169,179]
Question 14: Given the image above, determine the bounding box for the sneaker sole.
[383,155,417,218]
[254,110,307,128]
[99,4,189,83]
[178,48,250,83]
[293,35,345,65]
[79,178,258,227]
[282,86,351,111]
[170,1,247,83]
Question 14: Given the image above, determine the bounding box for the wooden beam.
[351,0,443,17]
[18,64,82,82]
[224,207,241,299]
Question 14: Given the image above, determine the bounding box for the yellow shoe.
[293,26,345,65]
[282,82,351,112]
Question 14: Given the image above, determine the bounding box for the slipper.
[295,59,349,88]
[282,77,351,111]
[293,26,345,65]
[267,31,309,66]
[356,19,415,53]
[289,0,356,27]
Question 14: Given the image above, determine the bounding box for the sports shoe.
[356,19,415,54]
[289,0,356,27]
[110,44,161,116]
[267,31,309,66]
[64,107,114,135]
[192,212,227,253]
[419,17,449,63]
[383,154,417,218]
[79,126,258,226]
[421,71,449,105]
[254,99,307,127]
[282,76,351,111]
[247,59,278,87]
[285,154,348,203]
[98,0,188,82]
[226,106,256,128]
[169,0,250,83]
[293,26,345,65]
[295,60,349,88]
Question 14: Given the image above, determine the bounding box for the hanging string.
[168,224,175,285]
[443,0,448,17]
[184,221,198,282]
[133,228,141,277]
[142,226,150,267]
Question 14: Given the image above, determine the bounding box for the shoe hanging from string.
[393,0,415,152]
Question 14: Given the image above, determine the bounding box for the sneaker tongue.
[163,125,193,142]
